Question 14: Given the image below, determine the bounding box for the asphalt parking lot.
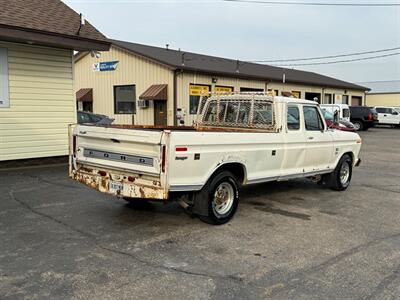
[1,127,399,300]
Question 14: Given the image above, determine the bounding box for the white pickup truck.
[69,94,362,225]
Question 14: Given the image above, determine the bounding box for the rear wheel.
[323,154,353,191]
[352,120,363,131]
[198,171,239,225]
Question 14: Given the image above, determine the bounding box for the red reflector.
[161,145,166,173]
[176,147,188,152]
[98,171,107,177]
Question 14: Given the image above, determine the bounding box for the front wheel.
[352,120,363,131]
[198,171,239,225]
[323,154,353,191]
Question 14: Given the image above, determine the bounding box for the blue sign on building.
[93,61,119,72]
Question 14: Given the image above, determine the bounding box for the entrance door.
[154,101,167,126]
[351,96,362,106]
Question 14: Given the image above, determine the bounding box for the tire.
[324,154,353,191]
[198,171,239,225]
[352,120,363,131]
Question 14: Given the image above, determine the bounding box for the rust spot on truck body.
[71,168,167,200]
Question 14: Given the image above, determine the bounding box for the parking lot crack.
[364,263,400,300]
[8,187,244,285]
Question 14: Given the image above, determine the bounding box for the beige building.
[0,0,110,161]
[363,80,400,107]
[75,39,368,126]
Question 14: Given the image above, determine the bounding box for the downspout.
[173,69,178,126]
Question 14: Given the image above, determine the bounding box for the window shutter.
[0,48,10,108]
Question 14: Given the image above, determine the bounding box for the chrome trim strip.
[246,169,332,185]
[169,184,203,192]
[83,148,154,166]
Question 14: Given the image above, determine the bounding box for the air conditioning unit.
[137,99,149,109]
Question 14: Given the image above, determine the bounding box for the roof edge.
[0,24,111,51]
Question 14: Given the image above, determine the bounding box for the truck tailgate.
[70,125,168,200]
[74,125,163,175]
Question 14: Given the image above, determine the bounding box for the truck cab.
[374,106,400,127]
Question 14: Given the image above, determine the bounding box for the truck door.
[282,105,306,175]
[302,105,334,173]
[376,107,393,124]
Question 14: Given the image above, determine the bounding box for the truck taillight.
[368,113,372,120]
[72,135,77,155]
[161,145,166,173]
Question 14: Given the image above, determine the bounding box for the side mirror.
[392,111,398,115]
[333,110,340,125]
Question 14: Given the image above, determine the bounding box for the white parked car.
[69,94,362,224]
[320,104,351,122]
[374,106,400,127]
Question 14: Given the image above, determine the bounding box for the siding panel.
[0,42,75,161]
[74,46,174,125]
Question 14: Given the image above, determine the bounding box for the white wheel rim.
[213,182,234,216]
[340,162,350,185]
[354,123,361,130]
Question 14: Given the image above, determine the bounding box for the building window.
[324,93,333,104]
[0,48,9,108]
[189,84,210,114]
[240,87,264,92]
[342,95,349,105]
[114,85,136,114]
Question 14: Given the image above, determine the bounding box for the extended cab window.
[287,106,300,130]
[303,106,324,131]
[376,107,386,114]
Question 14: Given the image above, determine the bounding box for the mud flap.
[191,185,210,217]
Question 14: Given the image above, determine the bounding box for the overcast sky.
[64,0,400,84]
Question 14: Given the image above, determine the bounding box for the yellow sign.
[189,85,210,96]
[268,89,279,96]
[292,91,301,98]
[215,86,233,93]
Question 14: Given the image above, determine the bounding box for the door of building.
[154,100,167,126]
[351,96,362,106]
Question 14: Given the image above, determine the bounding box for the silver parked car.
[77,111,114,125]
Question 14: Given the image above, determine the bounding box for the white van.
[374,106,400,127]
[320,104,351,122]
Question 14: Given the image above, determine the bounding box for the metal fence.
[195,93,277,131]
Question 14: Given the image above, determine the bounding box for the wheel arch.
[208,162,247,186]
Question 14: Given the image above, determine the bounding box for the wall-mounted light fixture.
[212,77,218,84]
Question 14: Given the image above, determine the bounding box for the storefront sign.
[215,86,233,93]
[189,85,210,96]
[93,61,119,72]
[292,91,301,98]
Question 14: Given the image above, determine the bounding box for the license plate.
[110,181,123,192]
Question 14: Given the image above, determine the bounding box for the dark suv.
[349,106,377,131]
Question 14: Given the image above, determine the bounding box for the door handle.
[384,114,387,117]
[308,136,314,140]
